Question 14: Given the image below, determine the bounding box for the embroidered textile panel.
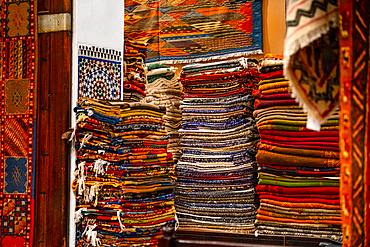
[125,0,262,64]
[78,45,122,100]
[0,0,37,246]
[339,0,370,246]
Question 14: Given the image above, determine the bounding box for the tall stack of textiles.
[145,64,183,162]
[254,54,342,242]
[72,98,176,247]
[123,39,147,102]
[175,58,260,234]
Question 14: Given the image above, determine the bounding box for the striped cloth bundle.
[254,54,342,244]
[175,58,260,234]
[72,98,176,247]
[145,64,183,161]
[123,39,147,102]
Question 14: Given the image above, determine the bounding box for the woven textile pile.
[72,98,176,247]
[254,54,342,242]
[123,40,147,102]
[175,58,260,233]
[145,64,183,161]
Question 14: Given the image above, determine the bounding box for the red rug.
[0,0,37,246]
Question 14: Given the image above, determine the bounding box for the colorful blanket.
[257,225,342,241]
[124,0,262,64]
[284,0,339,128]
[256,185,339,195]
[256,150,340,168]
[257,142,339,158]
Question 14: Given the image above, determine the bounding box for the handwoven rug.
[125,0,262,64]
[284,0,339,129]
[78,45,122,100]
[0,0,37,246]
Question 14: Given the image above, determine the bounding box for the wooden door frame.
[35,0,72,246]
[339,0,370,246]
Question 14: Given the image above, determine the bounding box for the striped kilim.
[125,0,262,64]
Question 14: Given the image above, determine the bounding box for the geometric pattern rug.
[0,0,37,246]
[78,45,122,100]
[125,0,262,64]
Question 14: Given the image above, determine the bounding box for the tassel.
[77,162,86,195]
[69,113,88,142]
[240,57,249,69]
[74,208,87,223]
[117,210,126,232]
[90,182,101,207]
[69,127,77,142]
[174,213,179,231]
[61,131,72,140]
[94,159,109,177]
[83,224,101,247]
[83,182,100,205]
[80,133,93,148]
[83,186,90,204]
[87,109,94,117]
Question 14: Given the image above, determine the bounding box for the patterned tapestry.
[124,0,262,64]
[0,0,37,246]
[284,0,339,130]
[339,0,370,246]
[78,45,122,100]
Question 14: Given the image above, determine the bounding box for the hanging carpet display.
[0,1,37,246]
[175,58,260,233]
[254,54,342,243]
[284,0,340,128]
[72,98,176,246]
[124,0,262,64]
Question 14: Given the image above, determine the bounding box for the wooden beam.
[35,0,72,246]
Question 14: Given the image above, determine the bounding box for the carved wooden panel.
[339,0,370,246]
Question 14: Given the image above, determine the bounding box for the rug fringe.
[284,24,331,61]
[145,50,263,66]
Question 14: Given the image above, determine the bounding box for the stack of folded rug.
[145,64,183,161]
[123,39,147,102]
[175,58,260,234]
[254,54,342,242]
[72,98,176,247]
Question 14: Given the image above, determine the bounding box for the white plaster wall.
[69,1,124,246]
[75,0,124,50]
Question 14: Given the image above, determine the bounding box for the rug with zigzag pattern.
[125,0,262,64]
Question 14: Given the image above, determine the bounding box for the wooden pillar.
[34,0,72,246]
[339,0,370,246]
